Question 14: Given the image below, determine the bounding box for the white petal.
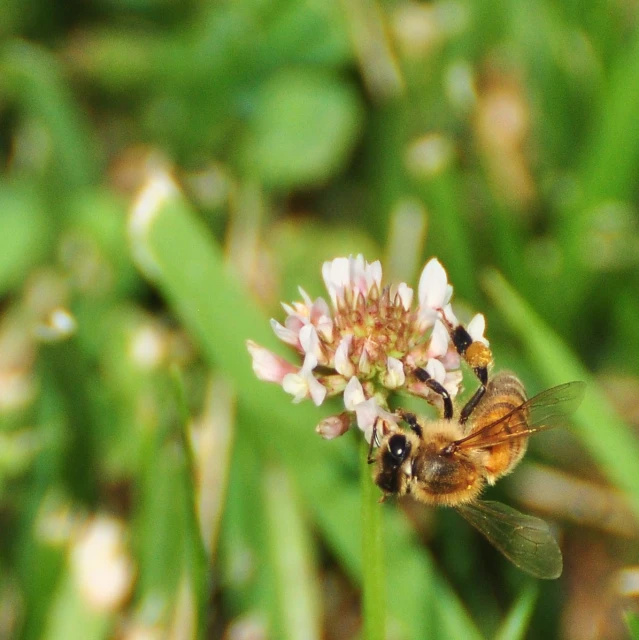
[441,303,459,327]
[322,257,349,306]
[329,257,350,290]
[443,370,463,398]
[440,347,461,371]
[308,375,327,406]
[282,372,309,403]
[311,297,332,329]
[367,260,383,291]
[416,307,438,331]
[443,284,453,306]
[334,335,355,377]
[467,313,489,345]
[298,287,313,308]
[358,347,371,374]
[299,324,320,358]
[300,352,318,373]
[315,316,334,342]
[354,400,399,443]
[281,302,296,316]
[270,318,299,347]
[418,258,449,310]
[282,353,325,405]
[354,398,380,442]
[396,283,414,310]
[425,357,446,384]
[344,376,365,410]
[427,320,449,359]
[385,357,406,389]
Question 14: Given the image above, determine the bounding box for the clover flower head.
[247,255,489,441]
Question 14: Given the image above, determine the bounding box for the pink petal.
[246,341,297,383]
[270,319,299,347]
[316,413,351,439]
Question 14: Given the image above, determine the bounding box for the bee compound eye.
[388,434,409,462]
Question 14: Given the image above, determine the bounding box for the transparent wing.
[455,381,586,451]
[456,500,563,579]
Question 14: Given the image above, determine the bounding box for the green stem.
[361,439,385,640]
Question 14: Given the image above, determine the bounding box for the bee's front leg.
[412,367,454,420]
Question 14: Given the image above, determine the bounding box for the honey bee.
[370,371,585,579]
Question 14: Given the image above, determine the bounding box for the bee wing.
[454,381,585,450]
[456,500,563,579]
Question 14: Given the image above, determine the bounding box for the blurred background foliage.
[2,0,639,639]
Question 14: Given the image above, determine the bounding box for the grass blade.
[361,439,385,640]
[494,584,539,640]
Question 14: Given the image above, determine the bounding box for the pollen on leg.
[465,342,493,369]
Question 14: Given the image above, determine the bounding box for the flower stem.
[361,438,385,640]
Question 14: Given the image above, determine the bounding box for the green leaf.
[0,41,97,189]
[0,182,48,295]
[239,69,363,188]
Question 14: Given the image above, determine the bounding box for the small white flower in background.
[247,255,489,441]
[33,307,77,342]
[70,515,135,613]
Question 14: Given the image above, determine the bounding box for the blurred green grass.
[2,1,639,639]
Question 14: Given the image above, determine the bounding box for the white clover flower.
[247,255,490,439]
[70,515,135,613]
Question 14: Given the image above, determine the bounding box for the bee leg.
[414,367,453,419]
[445,322,493,424]
[367,418,379,464]
[459,365,488,424]
[396,409,423,438]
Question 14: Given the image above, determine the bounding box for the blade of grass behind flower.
[482,269,639,516]
[263,463,322,640]
[493,584,539,640]
[128,175,484,640]
[0,40,97,189]
[41,570,111,640]
[625,611,639,640]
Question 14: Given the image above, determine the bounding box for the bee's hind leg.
[443,320,493,424]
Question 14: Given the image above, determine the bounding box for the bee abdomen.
[471,372,529,482]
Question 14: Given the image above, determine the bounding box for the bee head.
[387,434,410,464]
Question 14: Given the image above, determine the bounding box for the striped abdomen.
[468,371,529,484]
